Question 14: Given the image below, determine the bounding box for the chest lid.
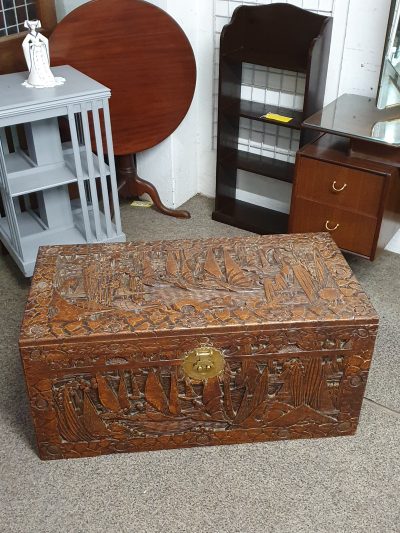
[20,233,378,345]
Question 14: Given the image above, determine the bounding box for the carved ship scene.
[47,237,368,336]
[53,355,349,443]
[55,244,340,307]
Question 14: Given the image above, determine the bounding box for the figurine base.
[22,76,66,89]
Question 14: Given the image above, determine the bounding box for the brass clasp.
[182,346,225,381]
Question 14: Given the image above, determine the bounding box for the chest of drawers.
[289,134,400,260]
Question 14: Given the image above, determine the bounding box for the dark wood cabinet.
[289,134,400,260]
[212,3,332,234]
[295,157,385,215]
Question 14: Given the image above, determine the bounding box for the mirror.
[377,0,400,109]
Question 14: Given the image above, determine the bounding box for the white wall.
[55,0,84,19]
[338,0,391,98]
[136,0,214,209]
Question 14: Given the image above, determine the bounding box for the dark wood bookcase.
[212,3,332,234]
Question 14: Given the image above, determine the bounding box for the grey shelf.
[4,144,110,197]
[0,65,125,277]
[0,205,121,274]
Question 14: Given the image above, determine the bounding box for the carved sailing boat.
[314,251,330,286]
[292,264,317,302]
[201,247,255,291]
[202,377,225,421]
[130,373,142,400]
[286,357,336,414]
[264,279,277,305]
[162,246,256,293]
[82,391,108,436]
[57,388,95,442]
[263,268,290,305]
[96,374,120,412]
[142,253,157,287]
[223,249,254,290]
[145,370,173,415]
[118,372,131,410]
[180,250,196,286]
[203,247,227,289]
[82,261,116,308]
[165,250,189,290]
[313,251,343,305]
[83,263,99,309]
[166,251,180,278]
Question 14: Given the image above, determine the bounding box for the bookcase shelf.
[213,197,288,235]
[234,100,303,130]
[220,149,295,183]
[3,145,110,197]
[213,3,332,235]
[236,151,295,183]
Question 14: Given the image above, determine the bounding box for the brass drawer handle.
[325,220,340,232]
[332,180,347,193]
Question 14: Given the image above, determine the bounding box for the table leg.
[116,154,191,219]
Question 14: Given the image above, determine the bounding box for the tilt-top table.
[50,0,197,219]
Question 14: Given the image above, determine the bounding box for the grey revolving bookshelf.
[0,65,125,276]
[212,3,332,234]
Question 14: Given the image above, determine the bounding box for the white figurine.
[22,20,65,88]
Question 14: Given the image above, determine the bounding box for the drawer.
[296,157,385,217]
[291,198,378,257]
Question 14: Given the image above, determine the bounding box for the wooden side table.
[0,65,125,276]
[289,133,400,260]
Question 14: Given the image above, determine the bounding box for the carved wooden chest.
[20,233,378,460]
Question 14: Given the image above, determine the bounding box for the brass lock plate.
[182,346,225,381]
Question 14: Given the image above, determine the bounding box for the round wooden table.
[50,0,197,218]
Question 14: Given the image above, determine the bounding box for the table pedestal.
[116,154,191,219]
